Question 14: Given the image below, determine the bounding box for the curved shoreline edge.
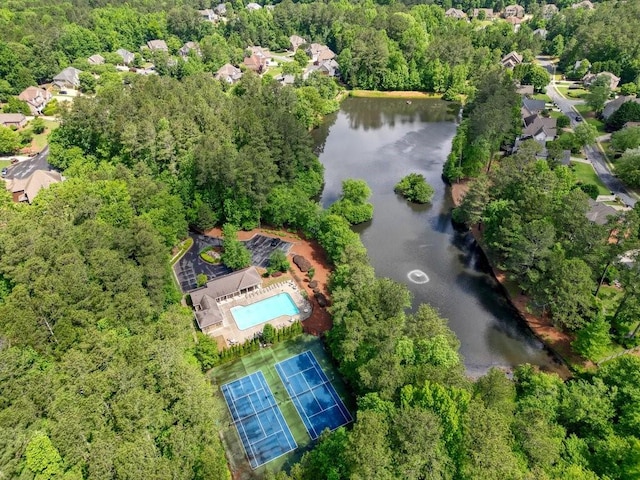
[450,182,575,379]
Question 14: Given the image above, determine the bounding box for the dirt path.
[204,227,333,336]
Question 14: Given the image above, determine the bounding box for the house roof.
[587,199,618,225]
[602,96,640,120]
[88,54,105,65]
[19,86,51,104]
[215,63,243,82]
[572,0,594,9]
[277,74,296,85]
[147,39,168,52]
[248,46,271,58]
[522,97,546,114]
[533,28,548,38]
[522,115,557,139]
[6,170,63,203]
[213,3,227,14]
[516,84,534,96]
[246,2,262,10]
[116,48,135,64]
[0,113,26,125]
[501,51,523,67]
[194,299,224,330]
[445,8,467,18]
[190,267,262,303]
[289,35,306,50]
[472,8,494,18]
[179,42,200,57]
[53,67,82,87]
[242,54,267,71]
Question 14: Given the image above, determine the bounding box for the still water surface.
[313,97,559,375]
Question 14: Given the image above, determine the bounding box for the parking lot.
[174,233,293,292]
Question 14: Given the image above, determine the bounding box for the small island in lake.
[394,173,435,204]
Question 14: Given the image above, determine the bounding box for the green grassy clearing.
[349,89,443,99]
[0,159,11,169]
[570,161,610,195]
[532,92,551,102]
[556,85,589,99]
[30,119,60,151]
[210,335,354,475]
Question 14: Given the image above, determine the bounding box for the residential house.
[147,39,169,52]
[542,3,558,19]
[306,43,336,65]
[116,48,135,65]
[213,3,227,16]
[505,16,523,31]
[5,170,63,204]
[18,86,52,115]
[472,8,495,19]
[516,84,534,96]
[248,46,271,61]
[587,199,618,225]
[276,74,296,86]
[189,267,262,334]
[87,54,105,65]
[533,28,548,39]
[521,114,557,143]
[242,54,268,73]
[572,0,595,9]
[501,51,523,69]
[445,8,467,20]
[602,96,640,120]
[503,4,525,18]
[53,67,82,89]
[582,71,620,91]
[179,42,201,58]
[198,9,219,22]
[304,58,340,79]
[522,97,546,115]
[215,63,243,83]
[246,2,262,11]
[0,113,27,128]
[289,35,306,52]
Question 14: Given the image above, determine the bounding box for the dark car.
[575,116,583,122]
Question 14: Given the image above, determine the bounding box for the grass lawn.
[570,161,610,195]
[210,335,354,475]
[0,159,11,169]
[556,85,589,99]
[549,110,565,119]
[574,104,606,134]
[349,90,443,99]
[30,119,60,151]
[532,92,551,102]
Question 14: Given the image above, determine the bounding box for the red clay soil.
[204,227,333,336]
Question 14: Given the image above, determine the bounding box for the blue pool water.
[231,293,300,330]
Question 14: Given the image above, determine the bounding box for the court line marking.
[275,351,353,440]
[221,371,297,469]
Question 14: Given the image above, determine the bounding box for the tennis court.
[221,371,297,469]
[275,351,353,440]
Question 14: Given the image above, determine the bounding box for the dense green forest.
[3,0,640,479]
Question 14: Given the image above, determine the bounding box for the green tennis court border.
[210,334,355,479]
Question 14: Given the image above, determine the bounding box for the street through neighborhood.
[537,57,637,207]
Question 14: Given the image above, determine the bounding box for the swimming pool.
[231,293,300,330]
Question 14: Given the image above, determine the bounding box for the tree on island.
[394,173,435,204]
[221,223,252,270]
[329,179,374,225]
[267,249,289,275]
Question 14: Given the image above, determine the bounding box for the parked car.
[1,168,8,177]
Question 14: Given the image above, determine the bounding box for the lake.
[313,97,560,376]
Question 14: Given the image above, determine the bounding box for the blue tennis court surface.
[275,351,352,440]
[221,371,296,469]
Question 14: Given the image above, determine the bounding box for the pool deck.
[208,280,312,346]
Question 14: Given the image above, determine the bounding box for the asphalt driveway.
[174,233,293,292]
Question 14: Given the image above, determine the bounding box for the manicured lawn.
[349,90,443,99]
[532,92,551,102]
[30,119,60,151]
[556,85,589,99]
[570,161,610,195]
[574,104,606,134]
[0,159,11,168]
[549,110,565,119]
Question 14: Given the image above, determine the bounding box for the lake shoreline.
[348,89,444,99]
[450,182,576,378]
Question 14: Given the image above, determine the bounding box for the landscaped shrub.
[196,273,208,287]
[200,246,221,264]
[267,250,289,275]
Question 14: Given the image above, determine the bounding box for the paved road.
[3,145,52,180]
[537,57,637,207]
